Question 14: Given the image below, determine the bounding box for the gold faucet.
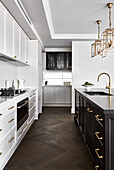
[97,72,111,95]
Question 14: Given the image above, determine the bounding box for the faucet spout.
[97,72,111,95]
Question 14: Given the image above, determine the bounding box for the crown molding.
[42,0,97,40]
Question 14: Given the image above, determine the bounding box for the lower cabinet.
[43,86,71,106]
[75,89,114,170]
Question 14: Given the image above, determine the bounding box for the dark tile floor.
[4,107,94,170]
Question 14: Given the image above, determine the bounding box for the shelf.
[0,53,30,66]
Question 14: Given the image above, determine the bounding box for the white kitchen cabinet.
[55,86,65,103]
[43,86,71,106]
[43,86,55,103]
[0,3,5,54]
[13,21,20,59]
[26,35,30,64]
[5,11,13,57]
[20,29,26,62]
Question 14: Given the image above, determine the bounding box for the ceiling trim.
[14,0,44,48]
[42,0,97,40]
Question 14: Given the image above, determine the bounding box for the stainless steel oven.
[17,98,28,130]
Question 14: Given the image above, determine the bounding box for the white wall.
[0,61,18,87]
[72,41,114,113]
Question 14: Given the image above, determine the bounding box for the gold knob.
[0,152,2,156]
[95,148,103,159]
[87,108,93,113]
[0,129,2,132]
[0,113,2,116]
[95,132,103,140]
[14,56,17,58]
[8,118,14,123]
[95,115,103,121]
[8,137,14,143]
[8,106,15,110]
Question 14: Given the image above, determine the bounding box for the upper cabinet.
[5,11,13,57]
[0,2,30,66]
[20,30,26,62]
[0,4,5,54]
[46,52,72,70]
[13,21,20,59]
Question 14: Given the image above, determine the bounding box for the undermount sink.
[84,91,113,96]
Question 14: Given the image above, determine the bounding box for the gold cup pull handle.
[95,132,103,140]
[95,148,103,159]
[87,108,93,113]
[0,152,2,156]
[95,115,103,121]
[8,118,14,123]
[8,137,14,143]
[8,106,15,110]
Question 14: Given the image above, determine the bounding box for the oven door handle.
[17,101,28,109]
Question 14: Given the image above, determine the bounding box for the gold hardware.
[30,95,33,97]
[8,137,14,143]
[87,108,93,113]
[18,130,23,136]
[95,165,100,170]
[76,111,79,115]
[0,129,2,132]
[95,132,103,140]
[34,100,36,102]
[0,152,2,156]
[14,56,17,58]
[91,20,102,58]
[8,118,14,123]
[0,113,2,116]
[24,124,28,128]
[95,115,103,121]
[30,113,33,117]
[97,72,111,95]
[30,103,33,105]
[95,148,103,159]
[8,106,14,110]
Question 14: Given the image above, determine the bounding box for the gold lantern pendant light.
[102,3,114,54]
[91,20,102,58]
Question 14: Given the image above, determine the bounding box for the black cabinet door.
[46,52,72,70]
[57,53,65,70]
[86,103,95,160]
[46,53,56,70]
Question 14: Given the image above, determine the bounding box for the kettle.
[19,79,25,89]
[12,79,19,89]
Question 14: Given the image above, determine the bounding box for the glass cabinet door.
[57,53,64,69]
[65,53,72,70]
[46,53,56,70]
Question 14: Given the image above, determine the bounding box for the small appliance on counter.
[0,88,27,96]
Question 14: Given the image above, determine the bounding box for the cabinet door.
[55,87,65,103]
[79,96,84,133]
[86,103,95,158]
[0,4,5,53]
[65,52,72,70]
[26,35,30,64]
[43,86,55,103]
[46,53,56,70]
[64,86,71,103]
[13,22,20,59]
[20,30,26,62]
[57,53,65,69]
[5,11,13,57]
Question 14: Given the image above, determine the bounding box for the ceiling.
[1,0,114,48]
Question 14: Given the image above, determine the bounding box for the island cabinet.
[75,89,114,170]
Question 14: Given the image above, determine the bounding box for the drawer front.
[94,153,104,170]
[0,103,15,120]
[29,106,36,121]
[95,138,104,165]
[95,120,104,147]
[29,91,36,99]
[95,111,104,127]
[0,111,15,141]
[0,128,16,159]
[17,120,28,138]
[29,97,36,110]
